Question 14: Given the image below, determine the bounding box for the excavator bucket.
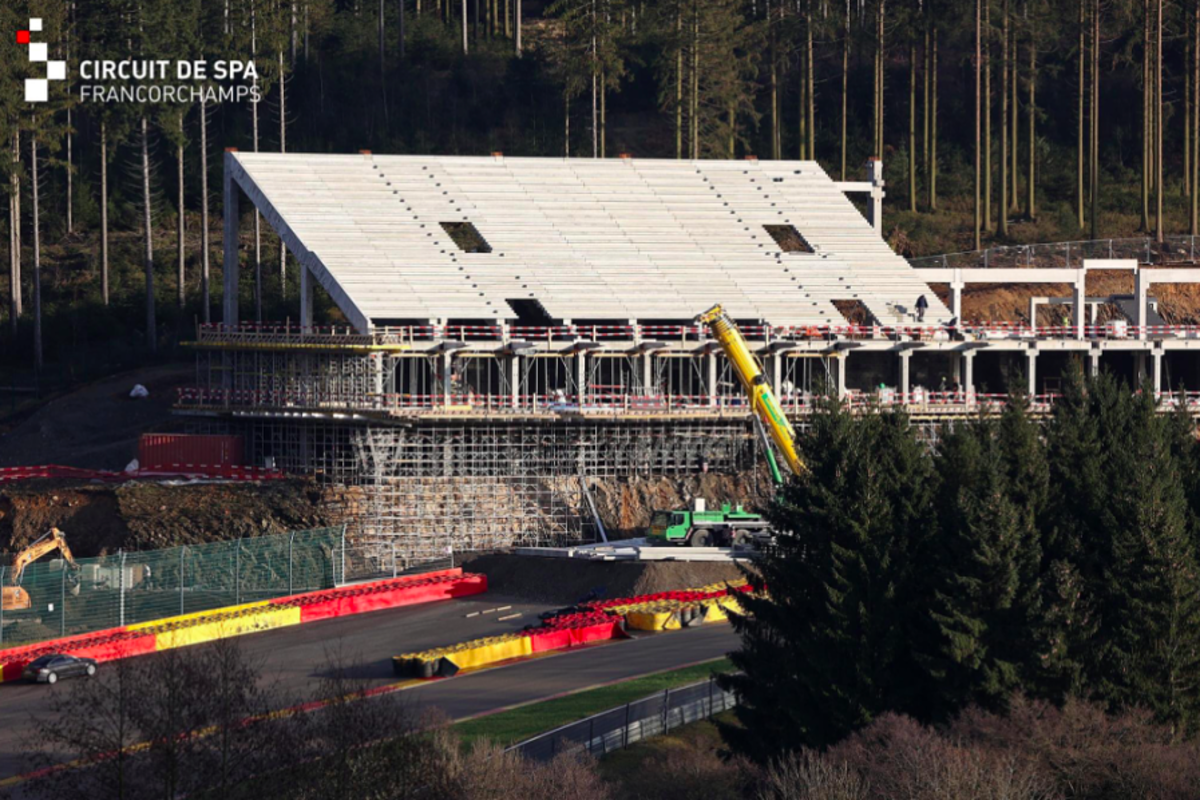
[2,586,32,612]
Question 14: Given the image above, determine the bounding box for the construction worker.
[916,294,929,323]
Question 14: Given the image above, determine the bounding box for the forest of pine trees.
[4,0,1200,372]
[723,365,1200,760]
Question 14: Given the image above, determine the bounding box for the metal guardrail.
[908,235,1200,270]
[506,675,736,762]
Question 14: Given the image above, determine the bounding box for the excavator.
[647,305,805,546]
[2,528,80,612]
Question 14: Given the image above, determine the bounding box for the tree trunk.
[1193,0,1199,235]
[975,0,982,250]
[279,50,288,297]
[515,0,521,55]
[202,99,212,324]
[806,3,815,160]
[1090,0,1099,239]
[909,41,917,213]
[1155,0,1163,242]
[770,1,779,160]
[1027,33,1036,219]
[142,117,156,354]
[1010,25,1019,213]
[600,70,607,158]
[8,129,19,334]
[1142,0,1150,231]
[931,26,938,210]
[876,0,885,158]
[101,123,109,307]
[66,109,73,235]
[799,26,807,160]
[177,119,186,309]
[675,6,683,159]
[462,0,468,54]
[565,92,570,158]
[32,129,42,371]
[841,0,849,179]
[591,3,598,160]
[1078,0,1086,230]
[984,0,991,232]
[399,0,406,59]
[1186,14,1191,200]
[380,0,388,124]
[1000,0,1008,236]
[923,20,930,179]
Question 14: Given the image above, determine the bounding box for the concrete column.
[1135,268,1149,340]
[441,352,453,406]
[299,264,313,332]
[867,158,885,236]
[642,352,654,396]
[771,353,782,395]
[1135,352,1147,385]
[576,351,587,404]
[899,351,911,404]
[371,353,384,408]
[950,276,964,322]
[222,152,240,326]
[1152,350,1163,397]
[836,354,848,399]
[1073,270,1086,339]
[510,355,521,410]
[707,351,718,408]
[963,352,976,403]
[1089,349,1100,377]
[1026,349,1038,397]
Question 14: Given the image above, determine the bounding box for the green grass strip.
[453,657,733,747]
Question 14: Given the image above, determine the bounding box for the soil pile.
[460,553,749,605]
[589,473,773,539]
[0,478,338,557]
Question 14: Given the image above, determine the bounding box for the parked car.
[22,654,97,684]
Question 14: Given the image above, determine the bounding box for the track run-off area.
[0,592,739,779]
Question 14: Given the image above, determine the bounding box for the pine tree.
[721,401,938,759]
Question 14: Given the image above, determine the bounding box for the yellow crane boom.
[695,304,805,480]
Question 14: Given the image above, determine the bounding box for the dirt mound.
[589,473,773,539]
[0,478,338,557]
[460,552,749,605]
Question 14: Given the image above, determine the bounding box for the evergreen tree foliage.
[720,398,938,761]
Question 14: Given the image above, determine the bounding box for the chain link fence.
[0,527,350,649]
[506,676,736,762]
[908,235,1200,270]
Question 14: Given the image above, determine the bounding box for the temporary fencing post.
[708,676,714,717]
[623,702,630,747]
[0,566,5,645]
[288,531,295,595]
[662,687,671,734]
[180,546,186,615]
[60,563,66,636]
[235,538,241,605]
[340,526,347,586]
[588,717,595,755]
[119,550,126,627]
[391,542,397,579]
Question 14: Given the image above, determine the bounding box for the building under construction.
[179,152,1200,561]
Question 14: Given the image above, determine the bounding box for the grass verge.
[452,657,733,747]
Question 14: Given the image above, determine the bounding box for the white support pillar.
[642,352,654,396]
[299,264,313,332]
[371,353,384,408]
[576,351,587,404]
[899,351,912,404]
[963,352,976,404]
[950,273,964,322]
[1089,349,1101,377]
[1135,267,1149,340]
[836,354,848,399]
[1026,349,1038,397]
[1135,352,1147,385]
[1073,269,1086,339]
[771,353,782,395]
[867,158,885,236]
[707,351,718,408]
[441,352,453,406]
[509,355,521,409]
[222,151,240,326]
[1152,350,1163,397]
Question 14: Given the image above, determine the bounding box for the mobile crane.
[647,304,804,546]
[2,528,80,612]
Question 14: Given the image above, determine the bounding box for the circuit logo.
[17,18,67,102]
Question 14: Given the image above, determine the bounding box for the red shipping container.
[138,434,245,470]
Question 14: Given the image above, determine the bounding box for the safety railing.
[506,675,736,762]
[908,235,1200,269]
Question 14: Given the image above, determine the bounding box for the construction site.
[155,152,1200,563]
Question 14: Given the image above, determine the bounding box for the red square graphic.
[16,30,30,44]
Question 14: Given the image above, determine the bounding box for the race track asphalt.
[0,592,738,779]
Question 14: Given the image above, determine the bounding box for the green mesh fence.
[0,527,345,650]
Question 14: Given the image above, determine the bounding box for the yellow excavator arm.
[696,305,805,480]
[2,528,79,612]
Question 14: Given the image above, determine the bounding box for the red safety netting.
[0,464,286,484]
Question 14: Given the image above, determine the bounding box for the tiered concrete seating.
[234,153,946,328]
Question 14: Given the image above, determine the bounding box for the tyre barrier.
[0,569,486,683]
[393,580,756,679]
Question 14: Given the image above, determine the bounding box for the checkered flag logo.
[17,18,67,102]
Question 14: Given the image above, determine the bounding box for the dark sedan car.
[22,654,97,684]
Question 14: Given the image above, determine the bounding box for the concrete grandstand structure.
[178,152,1200,559]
